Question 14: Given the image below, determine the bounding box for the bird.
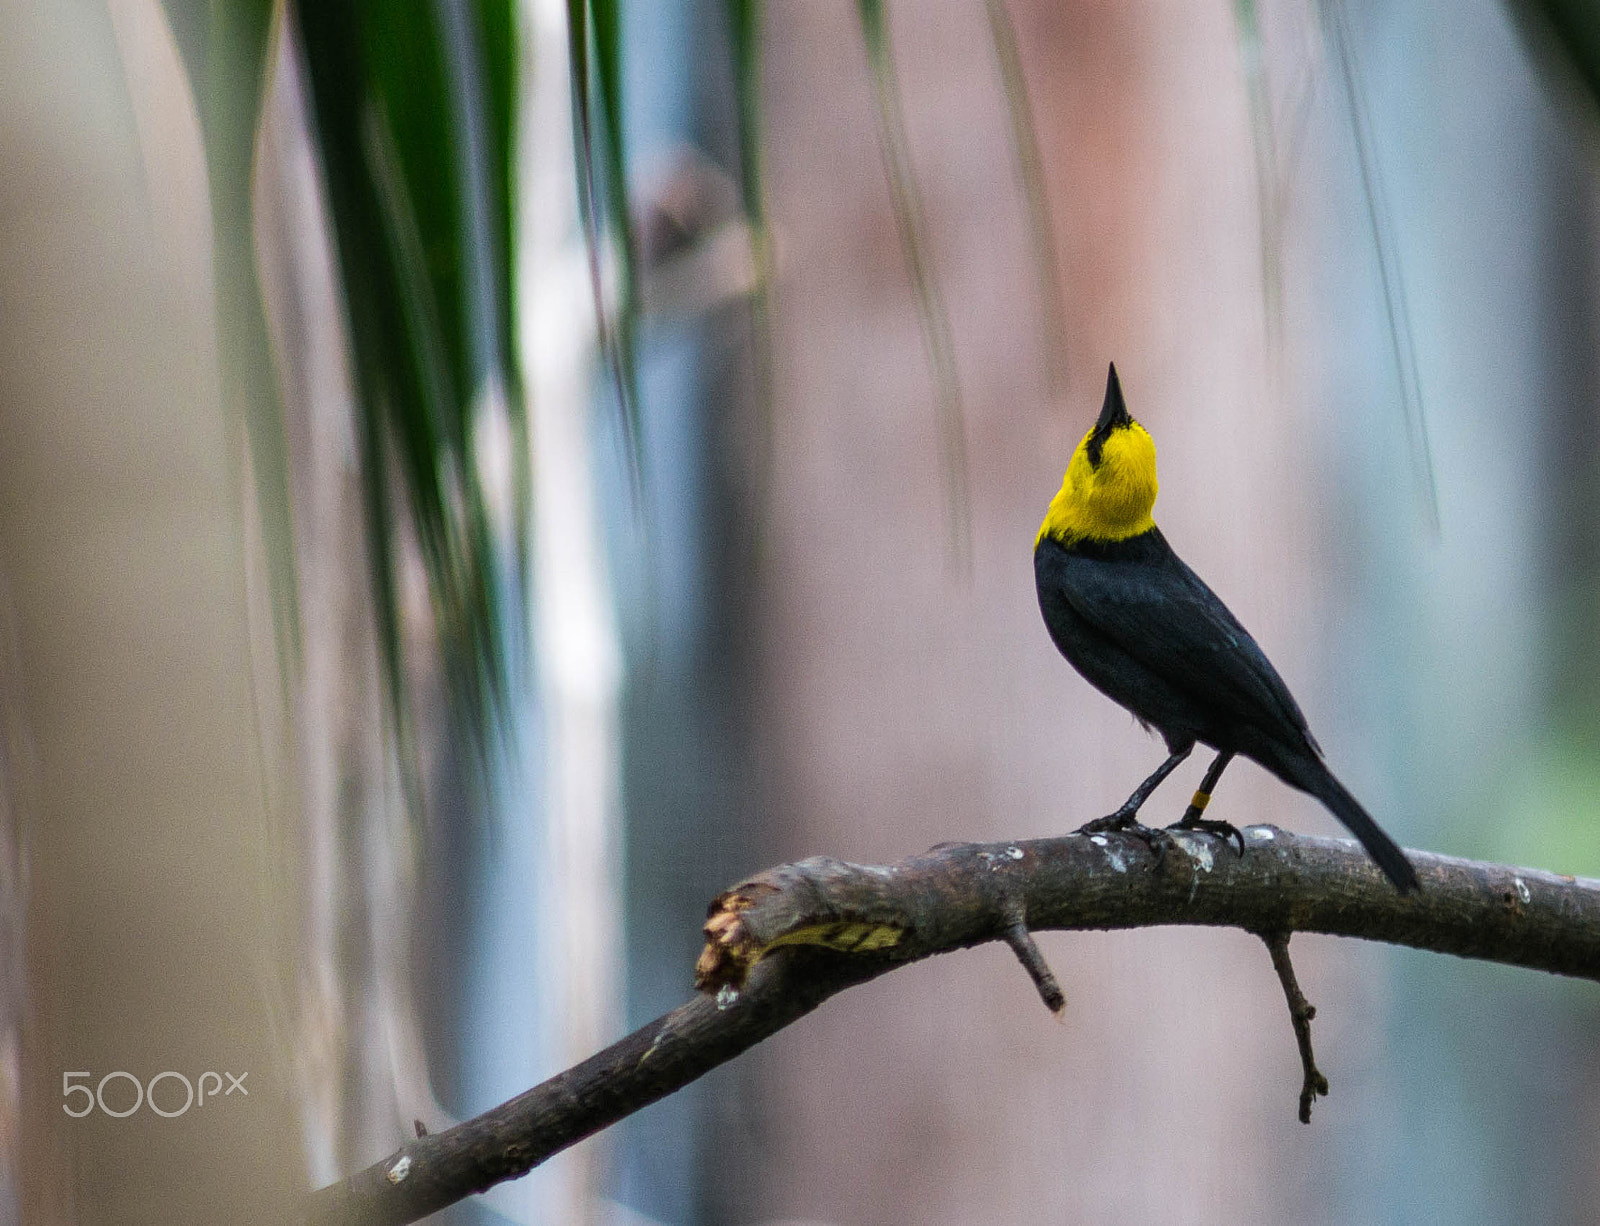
[1034,362,1419,893]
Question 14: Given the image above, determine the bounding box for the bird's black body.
[1036,528,1314,768]
[1036,364,1418,893]
[1036,528,1417,892]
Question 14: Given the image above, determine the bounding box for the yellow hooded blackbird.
[1034,363,1418,893]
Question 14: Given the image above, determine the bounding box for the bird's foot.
[1076,810,1173,861]
[1168,809,1245,857]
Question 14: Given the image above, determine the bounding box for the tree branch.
[305,825,1600,1225]
[1260,930,1328,1123]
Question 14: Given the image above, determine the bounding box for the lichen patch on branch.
[696,865,913,992]
[695,882,778,992]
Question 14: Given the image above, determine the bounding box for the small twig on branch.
[1003,918,1066,1016]
[306,826,1600,1226]
[1260,930,1329,1123]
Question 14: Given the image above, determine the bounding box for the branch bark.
[304,825,1600,1225]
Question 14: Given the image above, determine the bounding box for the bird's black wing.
[1052,536,1318,751]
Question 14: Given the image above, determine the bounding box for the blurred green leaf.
[984,0,1069,396]
[1323,0,1439,533]
[569,0,644,500]
[160,1,301,679]
[856,0,970,565]
[1487,728,1600,879]
[724,0,776,471]
[724,0,765,238]
[292,0,523,784]
[1509,1,1600,111]
[1232,0,1285,346]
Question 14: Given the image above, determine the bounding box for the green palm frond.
[1509,0,1600,110]
[724,0,777,474]
[725,0,766,244]
[1321,0,1439,532]
[1232,0,1287,346]
[569,0,645,501]
[161,1,300,681]
[291,0,523,779]
[984,0,1069,395]
[856,0,971,565]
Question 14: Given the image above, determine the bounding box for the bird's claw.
[1076,812,1173,861]
[1168,812,1245,857]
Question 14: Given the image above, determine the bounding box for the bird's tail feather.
[1281,756,1419,893]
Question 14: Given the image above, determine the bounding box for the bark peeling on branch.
[306,827,1600,1226]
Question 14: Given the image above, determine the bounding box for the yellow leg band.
[1189,790,1212,813]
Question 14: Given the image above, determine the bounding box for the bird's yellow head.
[1036,362,1158,546]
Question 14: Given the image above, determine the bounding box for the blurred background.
[0,0,1598,1222]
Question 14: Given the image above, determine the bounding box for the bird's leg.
[1168,750,1243,855]
[1076,746,1191,854]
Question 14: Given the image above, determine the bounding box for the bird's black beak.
[1087,362,1132,466]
